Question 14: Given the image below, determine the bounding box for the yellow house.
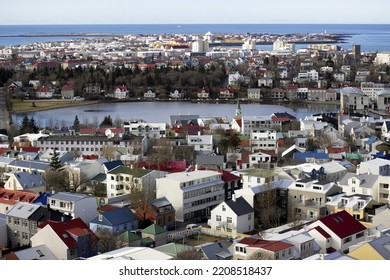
[348,235,390,260]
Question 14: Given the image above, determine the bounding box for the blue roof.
[365,135,378,146]
[102,160,124,172]
[32,192,53,206]
[293,152,329,163]
[385,121,390,131]
[90,207,137,227]
[150,197,172,208]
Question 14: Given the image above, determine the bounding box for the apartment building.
[156,170,225,222]
[288,178,342,221]
[38,134,147,156]
[106,166,165,198]
[250,130,278,151]
[340,87,371,114]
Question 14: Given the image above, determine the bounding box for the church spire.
[235,98,242,119]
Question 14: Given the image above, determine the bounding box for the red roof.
[136,161,187,173]
[0,189,38,205]
[99,205,119,212]
[318,210,366,239]
[13,147,41,153]
[115,85,128,92]
[327,147,350,154]
[309,226,331,239]
[38,218,97,249]
[37,85,51,92]
[221,170,241,182]
[234,119,242,128]
[239,237,294,252]
[79,128,124,135]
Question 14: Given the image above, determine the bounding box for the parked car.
[186,224,201,231]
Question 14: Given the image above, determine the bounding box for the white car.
[186,224,201,231]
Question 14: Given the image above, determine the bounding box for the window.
[216,215,221,222]
[343,236,352,244]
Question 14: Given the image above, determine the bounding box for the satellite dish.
[105,129,112,138]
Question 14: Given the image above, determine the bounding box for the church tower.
[235,98,242,119]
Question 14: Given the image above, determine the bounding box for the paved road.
[0,87,10,132]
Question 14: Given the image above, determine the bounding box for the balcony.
[292,199,325,208]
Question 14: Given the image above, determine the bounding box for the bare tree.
[113,116,123,128]
[174,247,204,260]
[312,134,333,150]
[101,145,117,160]
[95,227,120,253]
[247,249,274,260]
[89,182,107,197]
[173,145,195,163]
[128,189,154,228]
[147,139,174,168]
[253,181,285,230]
[43,169,69,193]
[66,169,90,192]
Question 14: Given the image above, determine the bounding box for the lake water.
[12,101,339,127]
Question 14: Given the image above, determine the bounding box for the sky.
[1,0,390,25]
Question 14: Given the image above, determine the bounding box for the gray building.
[38,134,147,156]
[6,202,70,249]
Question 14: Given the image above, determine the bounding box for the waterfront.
[1,24,390,52]
[12,101,340,127]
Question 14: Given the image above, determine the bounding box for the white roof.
[88,247,173,260]
[6,202,40,219]
[161,170,221,183]
[14,244,58,260]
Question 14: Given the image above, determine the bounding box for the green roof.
[108,166,152,177]
[141,237,155,246]
[118,231,141,242]
[91,173,107,182]
[346,153,365,160]
[142,224,167,235]
[155,243,193,256]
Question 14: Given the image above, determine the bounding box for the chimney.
[232,194,236,202]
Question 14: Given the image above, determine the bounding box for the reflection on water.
[13,101,340,127]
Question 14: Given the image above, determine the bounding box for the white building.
[47,192,98,223]
[144,89,156,99]
[340,87,371,114]
[358,158,390,176]
[192,39,209,53]
[250,130,278,151]
[377,90,390,111]
[247,88,261,100]
[305,210,366,254]
[209,195,254,235]
[187,134,213,152]
[375,52,390,65]
[156,170,225,222]
[123,120,166,139]
[106,166,165,198]
[360,82,388,101]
